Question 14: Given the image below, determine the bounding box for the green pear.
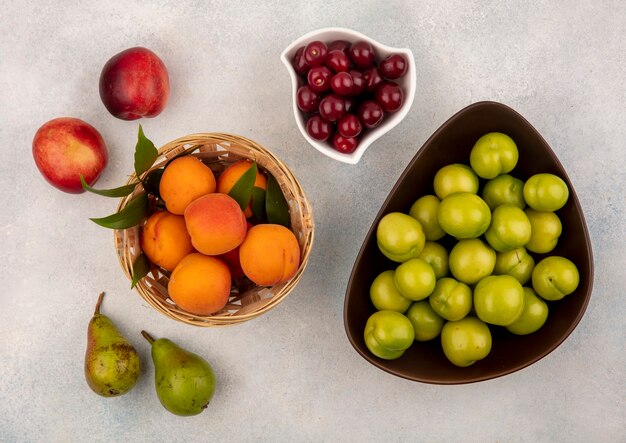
[84,292,141,397]
[142,331,216,416]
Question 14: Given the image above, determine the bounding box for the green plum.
[506,287,549,335]
[377,212,425,262]
[418,241,449,279]
[493,247,535,285]
[409,195,446,241]
[394,258,437,301]
[482,173,526,210]
[525,208,562,254]
[428,277,472,321]
[469,132,519,179]
[484,204,532,252]
[433,163,479,199]
[449,239,496,285]
[532,256,580,301]
[523,173,569,211]
[438,192,491,239]
[474,275,525,326]
[369,270,412,313]
[441,317,492,367]
[364,311,415,360]
[406,301,445,342]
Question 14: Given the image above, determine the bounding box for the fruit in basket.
[184,193,247,255]
[32,117,108,193]
[142,331,216,416]
[406,300,444,342]
[417,241,449,279]
[524,209,562,254]
[84,293,140,397]
[523,173,569,212]
[438,193,491,239]
[409,195,445,241]
[531,256,579,301]
[168,253,231,315]
[394,258,436,301]
[141,211,194,272]
[239,224,301,286]
[484,204,532,252]
[433,163,479,200]
[99,47,170,120]
[159,156,216,215]
[364,310,414,360]
[428,277,472,321]
[474,275,525,326]
[482,173,526,210]
[493,247,535,285]
[217,160,267,218]
[440,317,492,367]
[506,287,549,335]
[370,270,412,313]
[376,212,425,263]
[449,239,496,285]
[469,132,519,179]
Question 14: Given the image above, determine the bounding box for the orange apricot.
[168,253,231,315]
[239,224,301,286]
[216,159,267,218]
[159,156,216,215]
[140,211,195,272]
[184,193,248,255]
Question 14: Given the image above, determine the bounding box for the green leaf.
[265,174,290,228]
[228,162,257,211]
[80,174,139,197]
[134,125,158,179]
[131,253,151,289]
[89,193,149,229]
[143,168,164,198]
[251,186,266,220]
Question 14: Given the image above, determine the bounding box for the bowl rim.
[343,100,595,384]
[281,27,417,165]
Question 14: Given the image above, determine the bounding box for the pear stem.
[94,292,105,315]
[141,330,155,344]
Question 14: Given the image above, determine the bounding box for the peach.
[217,160,267,218]
[159,156,216,215]
[239,224,301,286]
[168,253,231,315]
[140,211,195,272]
[184,193,247,255]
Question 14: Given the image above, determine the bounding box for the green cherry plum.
[493,247,535,285]
[438,193,491,239]
[428,277,472,321]
[364,311,415,360]
[482,174,526,210]
[523,173,569,212]
[418,241,449,279]
[433,164,479,199]
[525,208,562,254]
[474,275,525,326]
[441,317,492,367]
[484,204,532,252]
[506,287,549,335]
[394,258,437,301]
[406,300,445,342]
[532,256,580,301]
[449,239,496,285]
[369,270,412,313]
[469,132,519,179]
[376,212,425,262]
[409,195,445,241]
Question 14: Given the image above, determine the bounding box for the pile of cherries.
[292,39,409,154]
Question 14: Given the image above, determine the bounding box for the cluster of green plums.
[364,132,580,367]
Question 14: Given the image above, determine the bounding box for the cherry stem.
[141,330,155,344]
[94,292,105,315]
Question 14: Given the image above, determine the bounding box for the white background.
[1,0,624,441]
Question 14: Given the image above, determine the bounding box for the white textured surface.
[1,1,625,441]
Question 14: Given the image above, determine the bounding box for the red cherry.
[319,94,346,122]
[379,54,408,79]
[330,72,353,96]
[337,114,362,138]
[349,70,365,96]
[349,41,375,69]
[358,100,384,128]
[292,46,310,75]
[306,115,332,141]
[363,67,383,92]
[307,66,332,92]
[326,50,351,72]
[375,82,404,112]
[303,41,328,67]
[296,85,321,113]
[333,133,359,153]
[328,40,351,54]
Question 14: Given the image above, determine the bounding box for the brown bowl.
[344,101,594,384]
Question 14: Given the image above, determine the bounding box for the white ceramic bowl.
[281,27,417,165]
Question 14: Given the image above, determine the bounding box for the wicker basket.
[113,133,314,327]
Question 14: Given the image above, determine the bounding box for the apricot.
[184,193,247,255]
[140,211,195,272]
[239,224,301,286]
[159,156,216,215]
[168,253,231,315]
[216,159,267,218]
